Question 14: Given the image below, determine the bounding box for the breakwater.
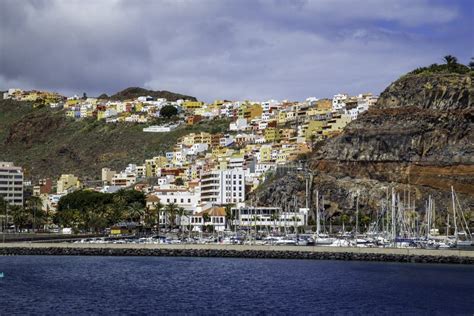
[1,243,473,264]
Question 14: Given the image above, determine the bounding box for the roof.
[195,206,226,217]
[146,195,160,202]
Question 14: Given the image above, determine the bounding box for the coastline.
[1,243,473,264]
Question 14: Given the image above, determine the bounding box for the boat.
[275,238,297,246]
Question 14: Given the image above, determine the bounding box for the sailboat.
[449,186,472,248]
[313,191,335,245]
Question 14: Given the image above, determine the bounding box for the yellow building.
[264,127,280,143]
[145,156,168,177]
[183,101,204,109]
[259,145,272,162]
[278,111,287,124]
[239,103,263,121]
[304,121,326,140]
[57,174,81,194]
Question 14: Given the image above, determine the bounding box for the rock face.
[255,73,474,219]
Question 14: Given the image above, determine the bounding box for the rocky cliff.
[254,72,474,220]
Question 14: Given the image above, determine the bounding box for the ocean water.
[1,256,473,315]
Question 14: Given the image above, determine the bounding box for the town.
[1,88,378,239]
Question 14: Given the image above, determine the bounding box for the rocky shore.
[1,244,473,264]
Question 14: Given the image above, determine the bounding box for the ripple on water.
[1,256,474,314]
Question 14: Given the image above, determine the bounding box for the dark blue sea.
[1,256,473,315]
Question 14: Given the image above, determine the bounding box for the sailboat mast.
[355,194,359,235]
[452,186,458,244]
[316,190,320,236]
[391,188,396,245]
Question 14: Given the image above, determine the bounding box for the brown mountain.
[254,70,474,222]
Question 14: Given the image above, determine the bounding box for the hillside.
[0,100,228,180]
[254,71,474,219]
[108,87,197,101]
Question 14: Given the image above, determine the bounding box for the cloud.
[0,0,470,101]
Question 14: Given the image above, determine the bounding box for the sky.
[1,0,473,102]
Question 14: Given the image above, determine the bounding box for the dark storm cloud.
[0,0,471,101]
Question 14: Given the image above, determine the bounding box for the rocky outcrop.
[255,72,474,218]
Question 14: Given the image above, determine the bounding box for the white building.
[0,162,23,206]
[231,206,308,230]
[111,172,136,187]
[229,118,248,131]
[143,124,178,133]
[200,169,245,205]
[332,93,348,111]
[152,188,200,212]
[219,134,234,147]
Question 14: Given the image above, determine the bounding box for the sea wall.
[1,243,473,264]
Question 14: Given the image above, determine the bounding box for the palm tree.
[85,208,107,233]
[444,55,458,65]
[0,196,7,233]
[224,204,235,231]
[341,214,349,233]
[10,205,28,232]
[143,206,157,230]
[26,196,43,232]
[202,212,211,233]
[164,203,178,231]
[176,207,187,236]
[127,202,145,223]
[154,201,164,233]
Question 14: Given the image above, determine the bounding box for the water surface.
[1,256,473,314]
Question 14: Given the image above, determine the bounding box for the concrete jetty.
[1,243,473,264]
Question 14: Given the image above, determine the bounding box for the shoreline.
[1,243,473,264]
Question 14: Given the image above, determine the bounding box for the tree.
[176,207,187,236]
[165,203,178,229]
[10,205,28,232]
[26,196,43,232]
[144,206,157,229]
[154,201,164,232]
[82,92,87,100]
[202,213,211,232]
[224,204,235,230]
[469,57,474,70]
[0,196,6,232]
[341,214,350,232]
[443,55,458,65]
[127,202,145,223]
[84,207,107,233]
[160,105,178,118]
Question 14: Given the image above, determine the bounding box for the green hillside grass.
[0,100,229,180]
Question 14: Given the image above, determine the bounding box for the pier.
[1,243,473,264]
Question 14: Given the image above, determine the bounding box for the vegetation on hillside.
[0,100,230,180]
[109,87,197,102]
[407,55,473,76]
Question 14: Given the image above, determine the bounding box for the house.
[110,222,140,236]
[190,206,227,232]
[57,174,81,194]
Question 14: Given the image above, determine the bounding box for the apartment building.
[0,162,23,205]
[200,169,245,205]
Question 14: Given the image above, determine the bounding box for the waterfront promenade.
[1,243,473,264]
